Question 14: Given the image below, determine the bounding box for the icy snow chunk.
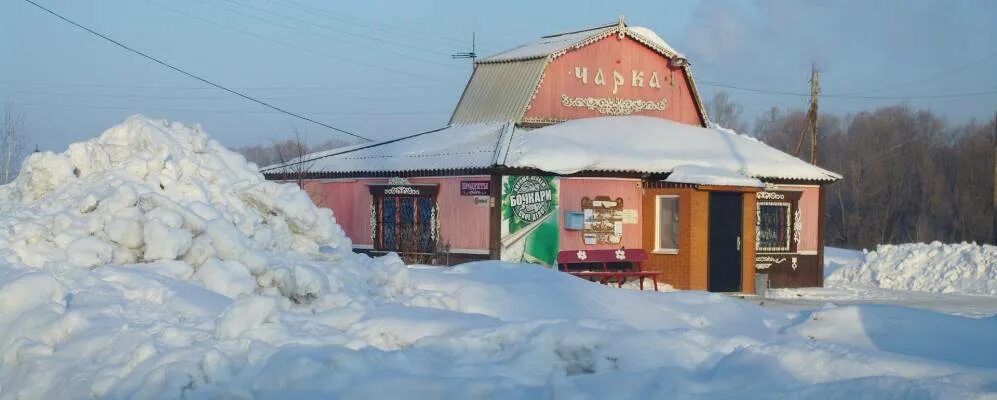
[197,259,256,298]
[215,295,279,339]
[65,236,114,268]
[104,218,143,249]
[142,219,193,261]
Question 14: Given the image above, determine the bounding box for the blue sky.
[2,0,995,151]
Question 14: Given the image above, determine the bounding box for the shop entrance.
[708,192,742,292]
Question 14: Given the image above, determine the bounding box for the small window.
[757,202,791,252]
[655,195,679,252]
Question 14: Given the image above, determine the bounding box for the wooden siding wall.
[741,193,757,294]
[558,178,643,251]
[303,180,372,246]
[796,185,820,253]
[523,34,703,126]
[641,188,708,290]
[303,176,491,252]
[642,187,757,293]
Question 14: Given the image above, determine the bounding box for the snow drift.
[0,117,994,399]
[827,242,997,296]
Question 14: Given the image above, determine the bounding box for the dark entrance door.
[708,192,743,292]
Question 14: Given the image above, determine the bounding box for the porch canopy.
[261,116,841,183]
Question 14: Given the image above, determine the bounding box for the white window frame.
[653,195,679,254]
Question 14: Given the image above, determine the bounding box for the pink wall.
[558,178,643,251]
[304,176,491,252]
[796,185,820,252]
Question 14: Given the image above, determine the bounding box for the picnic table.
[556,248,659,291]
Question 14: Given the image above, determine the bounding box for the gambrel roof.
[449,21,709,127]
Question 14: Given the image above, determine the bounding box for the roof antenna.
[451,32,477,65]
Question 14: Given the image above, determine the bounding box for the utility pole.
[795,64,820,165]
[992,110,996,244]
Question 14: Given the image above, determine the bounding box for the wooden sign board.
[581,196,624,245]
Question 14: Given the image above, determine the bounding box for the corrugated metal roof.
[264,117,841,182]
[448,58,548,125]
[262,123,509,174]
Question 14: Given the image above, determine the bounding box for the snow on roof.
[664,165,764,187]
[627,26,684,59]
[263,123,509,174]
[479,24,683,63]
[480,25,612,63]
[503,116,841,181]
[270,116,840,183]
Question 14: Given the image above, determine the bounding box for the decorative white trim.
[369,202,377,241]
[388,177,411,185]
[653,195,679,253]
[561,95,668,115]
[797,250,819,255]
[383,186,421,195]
[793,208,802,245]
[756,191,786,200]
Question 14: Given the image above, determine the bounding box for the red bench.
[556,248,659,291]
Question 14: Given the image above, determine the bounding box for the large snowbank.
[827,242,997,295]
[0,117,994,399]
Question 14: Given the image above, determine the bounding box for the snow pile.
[0,117,994,398]
[827,242,997,295]
[0,115,387,302]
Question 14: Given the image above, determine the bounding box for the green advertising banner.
[500,175,559,267]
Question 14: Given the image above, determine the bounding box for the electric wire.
[20,0,372,141]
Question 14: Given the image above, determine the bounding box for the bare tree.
[706,91,748,133]
[234,136,347,168]
[1,103,28,184]
[272,130,314,189]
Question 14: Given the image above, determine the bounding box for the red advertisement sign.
[460,180,490,196]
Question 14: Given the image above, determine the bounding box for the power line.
[272,0,470,48]
[0,79,453,91]
[145,0,457,81]
[828,51,997,96]
[5,88,443,102]
[10,101,449,116]
[697,80,997,100]
[21,0,371,141]
[219,0,458,60]
[259,125,454,173]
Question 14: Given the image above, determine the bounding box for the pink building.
[265,20,840,292]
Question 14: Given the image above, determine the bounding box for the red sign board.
[522,34,703,127]
[460,180,490,196]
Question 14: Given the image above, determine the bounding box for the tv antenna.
[451,32,477,63]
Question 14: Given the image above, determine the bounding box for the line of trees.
[709,92,996,249]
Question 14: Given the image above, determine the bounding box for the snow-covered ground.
[1,117,995,399]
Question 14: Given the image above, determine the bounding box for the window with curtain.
[757,202,791,252]
[655,195,679,252]
[374,195,436,253]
